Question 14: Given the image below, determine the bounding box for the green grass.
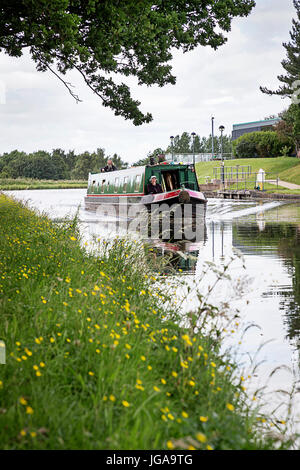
[0,194,293,450]
[0,178,87,190]
[196,158,300,186]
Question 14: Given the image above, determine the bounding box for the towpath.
[266,179,300,190]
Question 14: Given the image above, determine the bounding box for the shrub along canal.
[2,188,300,447]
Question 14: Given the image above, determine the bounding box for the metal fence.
[164,153,233,163]
[211,167,280,191]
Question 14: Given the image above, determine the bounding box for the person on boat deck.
[147,176,163,194]
[101,159,118,172]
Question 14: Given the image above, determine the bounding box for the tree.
[0,1,255,125]
[232,131,294,158]
[278,104,300,154]
[260,0,300,99]
[51,149,68,179]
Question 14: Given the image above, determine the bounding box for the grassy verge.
[0,194,292,450]
[0,178,87,190]
[196,158,300,186]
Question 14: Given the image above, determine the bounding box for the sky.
[0,0,296,164]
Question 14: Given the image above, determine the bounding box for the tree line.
[134,132,233,166]
[0,149,127,180]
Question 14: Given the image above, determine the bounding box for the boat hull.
[84,188,207,213]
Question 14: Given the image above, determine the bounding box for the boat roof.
[89,163,193,179]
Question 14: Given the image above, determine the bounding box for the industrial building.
[232,117,281,140]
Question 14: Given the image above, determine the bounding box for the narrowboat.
[84,162,207,212]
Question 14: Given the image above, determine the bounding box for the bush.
[233,131,294,158]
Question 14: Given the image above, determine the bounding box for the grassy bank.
[196,158,300,186]
[0,194,292,450]
[0,178,87,190]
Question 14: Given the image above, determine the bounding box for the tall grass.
[0,194,294,449]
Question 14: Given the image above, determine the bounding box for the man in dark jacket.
[101,159,118,172]
[147,175,163,194]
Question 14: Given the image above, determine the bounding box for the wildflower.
[20,429,27,437]
[172,371,178,378]
[26,406,34,415]
[182,411,189,418]
[167,440,174,450]
[196,432,207,443]
[88,371,94,376]
[200,416,208,422]
[19,397,27,405]
[153,386,160,392]
[40,362,45,368]
[122,400,130,407]
[182,334,192,346]
[226,403,234,411]
[161,378,166,385]
[109,395,116,402]
[30,431,37,438]
[140,355,146,361]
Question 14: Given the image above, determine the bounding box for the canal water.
[5,189,300,437]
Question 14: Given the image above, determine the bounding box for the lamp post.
[170,135,174,162]
[219,125,225,161]
[211,116,214,159]
[191,132,196,165]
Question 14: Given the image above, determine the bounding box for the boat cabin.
[87,163,199,196]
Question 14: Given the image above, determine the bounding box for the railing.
[208,170,280,192]
[213,165,252,181]
[164,153,233,163]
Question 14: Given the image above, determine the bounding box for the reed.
[0,178,87,190]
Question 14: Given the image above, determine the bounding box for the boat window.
[114,177,119,193]
[101,179,106,193]
[123,176,128,193]
[134,175,141,192]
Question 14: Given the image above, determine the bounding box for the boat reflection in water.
[146,238,207,275]
[90,201,207,275]
[94,199,206,244]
